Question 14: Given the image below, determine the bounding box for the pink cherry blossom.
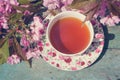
[0,0,18,15]
[32,16,43,29]
[100,14,120,26]
[33,49,41,59]
[8,0,19,5]
[20,35,30,47]
[61,0,73,6]
[43,0,60,10]
[32,34,40,41]
[0,16,8,29]
[111,16,120,24]
[30,16,44,41]
[26,50,33,60]
[61,6,68,11]
[7,54,20,65]
[100,17,115,26]
[0,0,10,14]
[26,49,41,60]
[0,0,13,29]
[96,0,108,17]
[43,0,73,10]
[61,6,72,11]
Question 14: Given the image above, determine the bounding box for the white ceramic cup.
[46,11,94,56]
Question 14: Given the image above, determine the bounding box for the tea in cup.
[46,11,94,56]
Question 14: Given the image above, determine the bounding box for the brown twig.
[13,34,27,61]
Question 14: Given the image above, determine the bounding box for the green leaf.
[8,13,23,26]
[12,5,27,12]
[69,0,97,12]
[69,0,99,21]
[0,38,7,48]
[0,40,9,64]
[12,13,23,21]
[0,29,15,48]
[18,0,30,4]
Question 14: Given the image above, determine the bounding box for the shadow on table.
[88,25,115,67]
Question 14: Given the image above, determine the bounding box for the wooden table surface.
[0,25,120,80]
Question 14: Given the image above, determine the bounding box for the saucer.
[41,15,104,71]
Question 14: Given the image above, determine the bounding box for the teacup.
[46,11,94,56]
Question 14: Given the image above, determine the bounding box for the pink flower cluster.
[100,14,120,26]
[30,16,44,41]
[0,16,8,29]
[96,0,108,17]
[0,0,11,15]
[43,0,60,10]
[7,54,20,65]
[96,0,120,26]
[0,0,10,29]
[0,0,19,29]
[26,48,41,60]
[20,35,30,47]
[19,16,44,61]
[43,0,73,10]
[4,14,45,64]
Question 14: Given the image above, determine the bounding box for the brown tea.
[50,17,90,54]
